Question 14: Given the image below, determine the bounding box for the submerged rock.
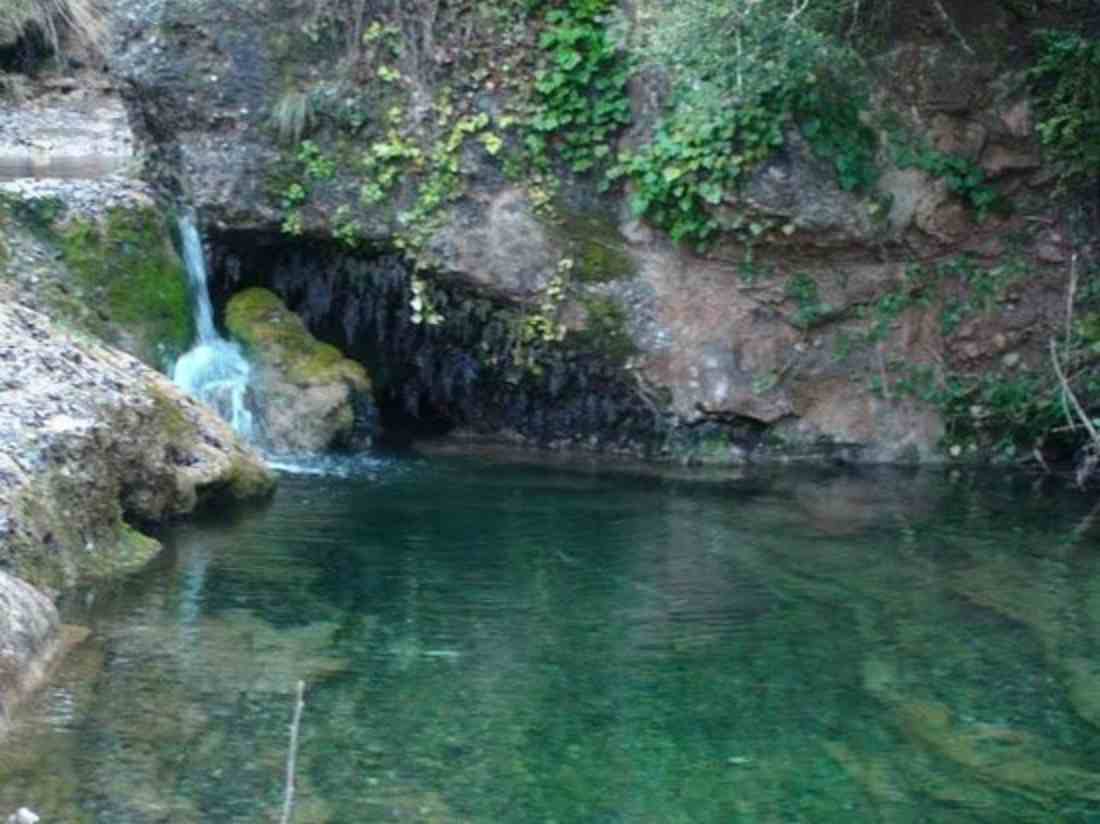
[0,572,59,726]
[226,287,373,452]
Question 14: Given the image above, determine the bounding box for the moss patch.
[56,207,192,367]
[221,454,278,502]
[575,295,637,364]
[79,524,163,582]
[551,211,636,284]
[226,287,370,389]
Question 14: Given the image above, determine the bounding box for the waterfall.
[172,211,255,438]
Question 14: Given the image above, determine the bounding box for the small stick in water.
[280,680,306,824]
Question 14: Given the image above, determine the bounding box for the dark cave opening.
[206,230,464,446]
[205,229,665,454]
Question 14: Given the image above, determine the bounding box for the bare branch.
[279,681,307,824]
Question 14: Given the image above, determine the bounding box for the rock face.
[225,287,372,452]
[107,0,1068,463]
[0,289,275,719]
[0,296,276,592]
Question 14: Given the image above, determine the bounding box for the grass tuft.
[270,90,317,146]
[0,0,106,64]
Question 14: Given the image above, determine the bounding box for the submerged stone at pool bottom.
[2,460,1100,822]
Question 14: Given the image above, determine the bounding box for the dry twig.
[279,681,306,824]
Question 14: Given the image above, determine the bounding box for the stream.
[2,456,1100,822]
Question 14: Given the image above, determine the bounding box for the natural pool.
[3,454,1100,822]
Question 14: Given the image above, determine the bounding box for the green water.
[4,455,1100,823]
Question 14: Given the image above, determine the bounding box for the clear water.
[172,212,255,438]
[4,455,1100,823]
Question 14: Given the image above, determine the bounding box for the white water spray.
[172,211,255,437]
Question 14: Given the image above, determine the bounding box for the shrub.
[1029,29,1100,188]
[617,0,877,247]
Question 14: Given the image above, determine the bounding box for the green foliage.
[857,252,1093,456]
[1029,29,1100,187]
[528,0,631,174]
[885,363,1064,457]
[510,258,571,374]
[786,271,834,329]
[57,208,192,366]
[298,140,336,180]
[616,0,877,247]
[332,205,361,248]
[409,276,444,326]
[894,143,1005,220]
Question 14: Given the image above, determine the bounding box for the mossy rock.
[221,453,280,501]
[226,287,369,390]
[79,524,163,582]
[226,287,371,452]
[55,207,192,368]
[550,211,636,284]
[574,294,637,364]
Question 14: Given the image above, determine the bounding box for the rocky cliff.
[104,0,1097,464]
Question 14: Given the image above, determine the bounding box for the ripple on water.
[3,462,1100,822]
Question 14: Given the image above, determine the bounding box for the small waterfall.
[172,211,255,437]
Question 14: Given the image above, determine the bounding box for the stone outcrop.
[225,287,372,452]
[0,296,275,592]
[105,0,1072,463]
[0,289,275,720]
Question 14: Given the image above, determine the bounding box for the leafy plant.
[528,0,631,174]
[298,140,336,180]
[616,0,877,248]
[893,143,1005,220]
[787,272,834,330]
[1029,29,1100,188]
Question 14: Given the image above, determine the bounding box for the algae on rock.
[226,286,373,452]
[56,207,193,368]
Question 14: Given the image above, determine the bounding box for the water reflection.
[1,461,1099,822]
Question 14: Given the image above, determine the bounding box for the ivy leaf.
[663,166,685,183]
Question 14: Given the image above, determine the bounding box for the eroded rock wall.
[107,0,1092,463]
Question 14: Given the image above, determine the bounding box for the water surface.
[3,456,1100,822]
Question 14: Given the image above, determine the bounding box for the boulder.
[0,297,276,594]
[226,287,372,452]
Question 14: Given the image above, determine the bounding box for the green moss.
[226,287,370,388]
[79,524,163,581]
[551,211,635,283]
[56,207,192,367]
[221,455,278,502]
[147,384,197,442]
[575,295,637,364]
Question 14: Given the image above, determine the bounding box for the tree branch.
[279,681,306,824]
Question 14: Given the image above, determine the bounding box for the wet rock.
[0,296,276,594]
[226,287,372,452]
[0,572,59,728]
